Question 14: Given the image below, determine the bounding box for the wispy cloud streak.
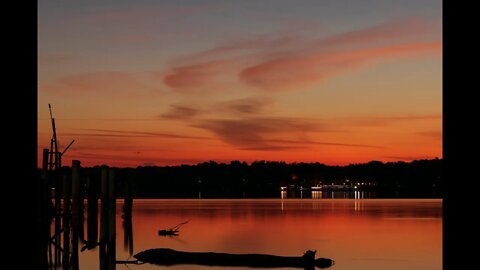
[160,105,204,120]
[161,17,440,93]
[239,42,440,91]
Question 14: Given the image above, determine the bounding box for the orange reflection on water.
[80,199,441,270]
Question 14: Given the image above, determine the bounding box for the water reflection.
[45,166,130,270]
[312,191,323,199]
[65,198,441,270]
[354,191,364,212]
[284,190,376,199]
[122,179,134,256]
[43,177,440,270]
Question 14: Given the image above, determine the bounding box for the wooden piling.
[99,166,117,270]
[71,160,81,270]
[100,166,109,270]
[108,168,116,270]
[100,166,108,245]
[63,174,71,270]
[78,174,85,243]
[86,176,98,243]
[54,172,62,268]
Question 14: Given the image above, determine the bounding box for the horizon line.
[37,157,442,169]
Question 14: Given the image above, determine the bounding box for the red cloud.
[178,33,300,64]
[160,105,204,120]
[239,42,441,92]
[163,60,232,92]
[317,17,438,48]
[192,117,327,149]
[162,17,440,93]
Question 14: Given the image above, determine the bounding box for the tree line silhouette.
[44,158,441,198]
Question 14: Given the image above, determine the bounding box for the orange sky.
[38,1,441,167]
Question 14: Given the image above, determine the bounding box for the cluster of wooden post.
[39,148,120,270]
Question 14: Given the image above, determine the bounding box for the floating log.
[133,248,334,269]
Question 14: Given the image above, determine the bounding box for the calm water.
[79,198,442,270]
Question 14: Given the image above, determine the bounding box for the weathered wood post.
[108,168,116,270]
[71,160,81,270]
[63,174,71,270]
[86,176,98,244]
[54,173,62,268]
[99,166,117,270]
[100,166,109,270]
[78,173,86,243]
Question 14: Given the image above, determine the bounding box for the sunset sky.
[38,0,442,167]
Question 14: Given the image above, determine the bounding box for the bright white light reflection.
[312,191,322,199]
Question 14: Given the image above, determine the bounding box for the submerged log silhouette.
[134,248,334,269]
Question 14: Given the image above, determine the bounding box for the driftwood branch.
[158,220,190,236]
[170,219,190,231]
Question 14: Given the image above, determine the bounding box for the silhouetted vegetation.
[42,158,441,198]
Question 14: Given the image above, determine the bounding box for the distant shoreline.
[88,191,442,200]
[42,158,442,199]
